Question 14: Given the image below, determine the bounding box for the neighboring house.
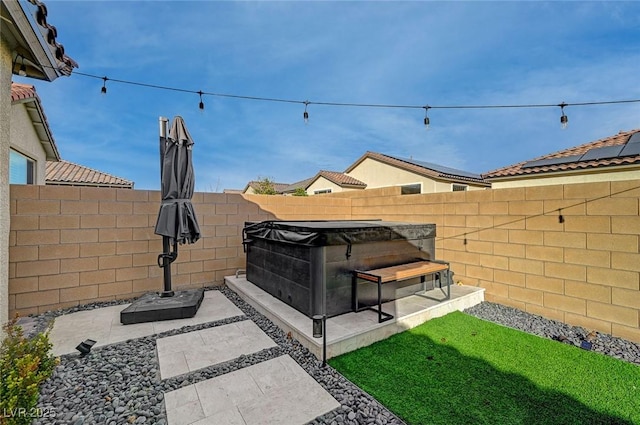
[1,0,77,326]
[484,129,640,188]
[9,83,134,188]
[239,151,489,196]
[281,176,314,195]
[46,160,134,189]
[9,82,59,184]
[242,180,290,195]
[305,170,366,195]
[336,151,489,195]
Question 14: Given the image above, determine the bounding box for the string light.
[559,102,568,129]
[423,106,430,130]
[303,101,309,124]
[69,70,640,126]
[558,209,565,223]
[198,91,204,110]
[101,76,108,94]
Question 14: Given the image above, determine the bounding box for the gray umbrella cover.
[154,116,201,244]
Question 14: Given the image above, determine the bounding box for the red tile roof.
[28,0,78,76]
[46,160,134,188]
[313,170,366,188]
[11,82,37,102]
[483,129,640,179]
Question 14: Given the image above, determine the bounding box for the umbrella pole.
[160,236,175,297]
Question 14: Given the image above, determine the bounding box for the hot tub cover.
[243,220,435,247]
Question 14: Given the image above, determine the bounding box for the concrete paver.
[164,355,340,425]
[49,291,244,356]
[156,320,278,379]
[47,289,342,424]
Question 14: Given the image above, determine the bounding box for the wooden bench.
[352,260,452,323]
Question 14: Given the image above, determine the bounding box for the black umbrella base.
[120,289,205,325]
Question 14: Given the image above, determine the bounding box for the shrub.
[0,318,58,425]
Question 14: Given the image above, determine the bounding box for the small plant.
[0,318,58,425]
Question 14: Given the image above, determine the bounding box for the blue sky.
[15,1,640,191]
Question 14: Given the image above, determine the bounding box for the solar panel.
[521,155,583,168]
[579,145,624,161]
[627,131,640,144]
[619,142,640,157]
[397,157,483,180]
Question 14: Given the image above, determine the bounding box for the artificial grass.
[329,311,640,425]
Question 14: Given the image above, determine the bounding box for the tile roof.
[25,0,78,76]
[282,177,315,193]
[313,170,367,188]
[10,82,60,161]
[46,160,134,188]
[244,180,291,193]
[11,82,37,102]
[483,129,640,179]
[346,151,489,186]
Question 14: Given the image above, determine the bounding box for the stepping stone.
[156,320,277,380]
[164,355,340,425]
[49,291,244,356]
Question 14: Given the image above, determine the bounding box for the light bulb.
[560,114,568,129]
[559,103,568,130]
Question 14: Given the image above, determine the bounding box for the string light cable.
[69,70,640,119]
[435,183,640,245]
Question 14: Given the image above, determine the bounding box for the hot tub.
[243,220,437,318]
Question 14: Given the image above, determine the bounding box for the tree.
[292,188,308,196]
[252,177,278,195]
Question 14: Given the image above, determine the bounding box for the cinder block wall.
[347,181,640,343]
[8,185,352,316]
[8,180,640,343]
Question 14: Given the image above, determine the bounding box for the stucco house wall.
[10,100,48,184]
[1,36,11,327]
[346,157,483,193]
[306,176,347,194]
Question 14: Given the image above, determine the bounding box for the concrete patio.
[225,275,485,359]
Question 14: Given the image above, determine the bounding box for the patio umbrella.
[154,116,201,296]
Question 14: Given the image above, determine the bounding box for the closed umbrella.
[155,116,201,296]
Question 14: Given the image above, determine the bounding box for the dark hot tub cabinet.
[243,220,437,318]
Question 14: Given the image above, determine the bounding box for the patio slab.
[156,320,278,380]
[49,290,244,356]
[226,275,485,359]
[164,355,340,425]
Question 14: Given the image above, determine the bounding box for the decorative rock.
[31,288,640,425]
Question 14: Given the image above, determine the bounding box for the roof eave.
[45,181,134,189]
[485,162,640,182]
[4,1,61,81]
[12,95,60,161]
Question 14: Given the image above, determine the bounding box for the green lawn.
[329,311,640,425]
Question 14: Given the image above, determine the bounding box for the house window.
[9,149,35,185]
[401,183,421,195]
[452,184,468,192]
[314,188,332,194]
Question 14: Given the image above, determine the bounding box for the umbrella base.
[120,289,205,325]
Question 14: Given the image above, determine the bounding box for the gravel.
[464,301,640,365]
[27,287,405,425]
[18,292,640,425]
